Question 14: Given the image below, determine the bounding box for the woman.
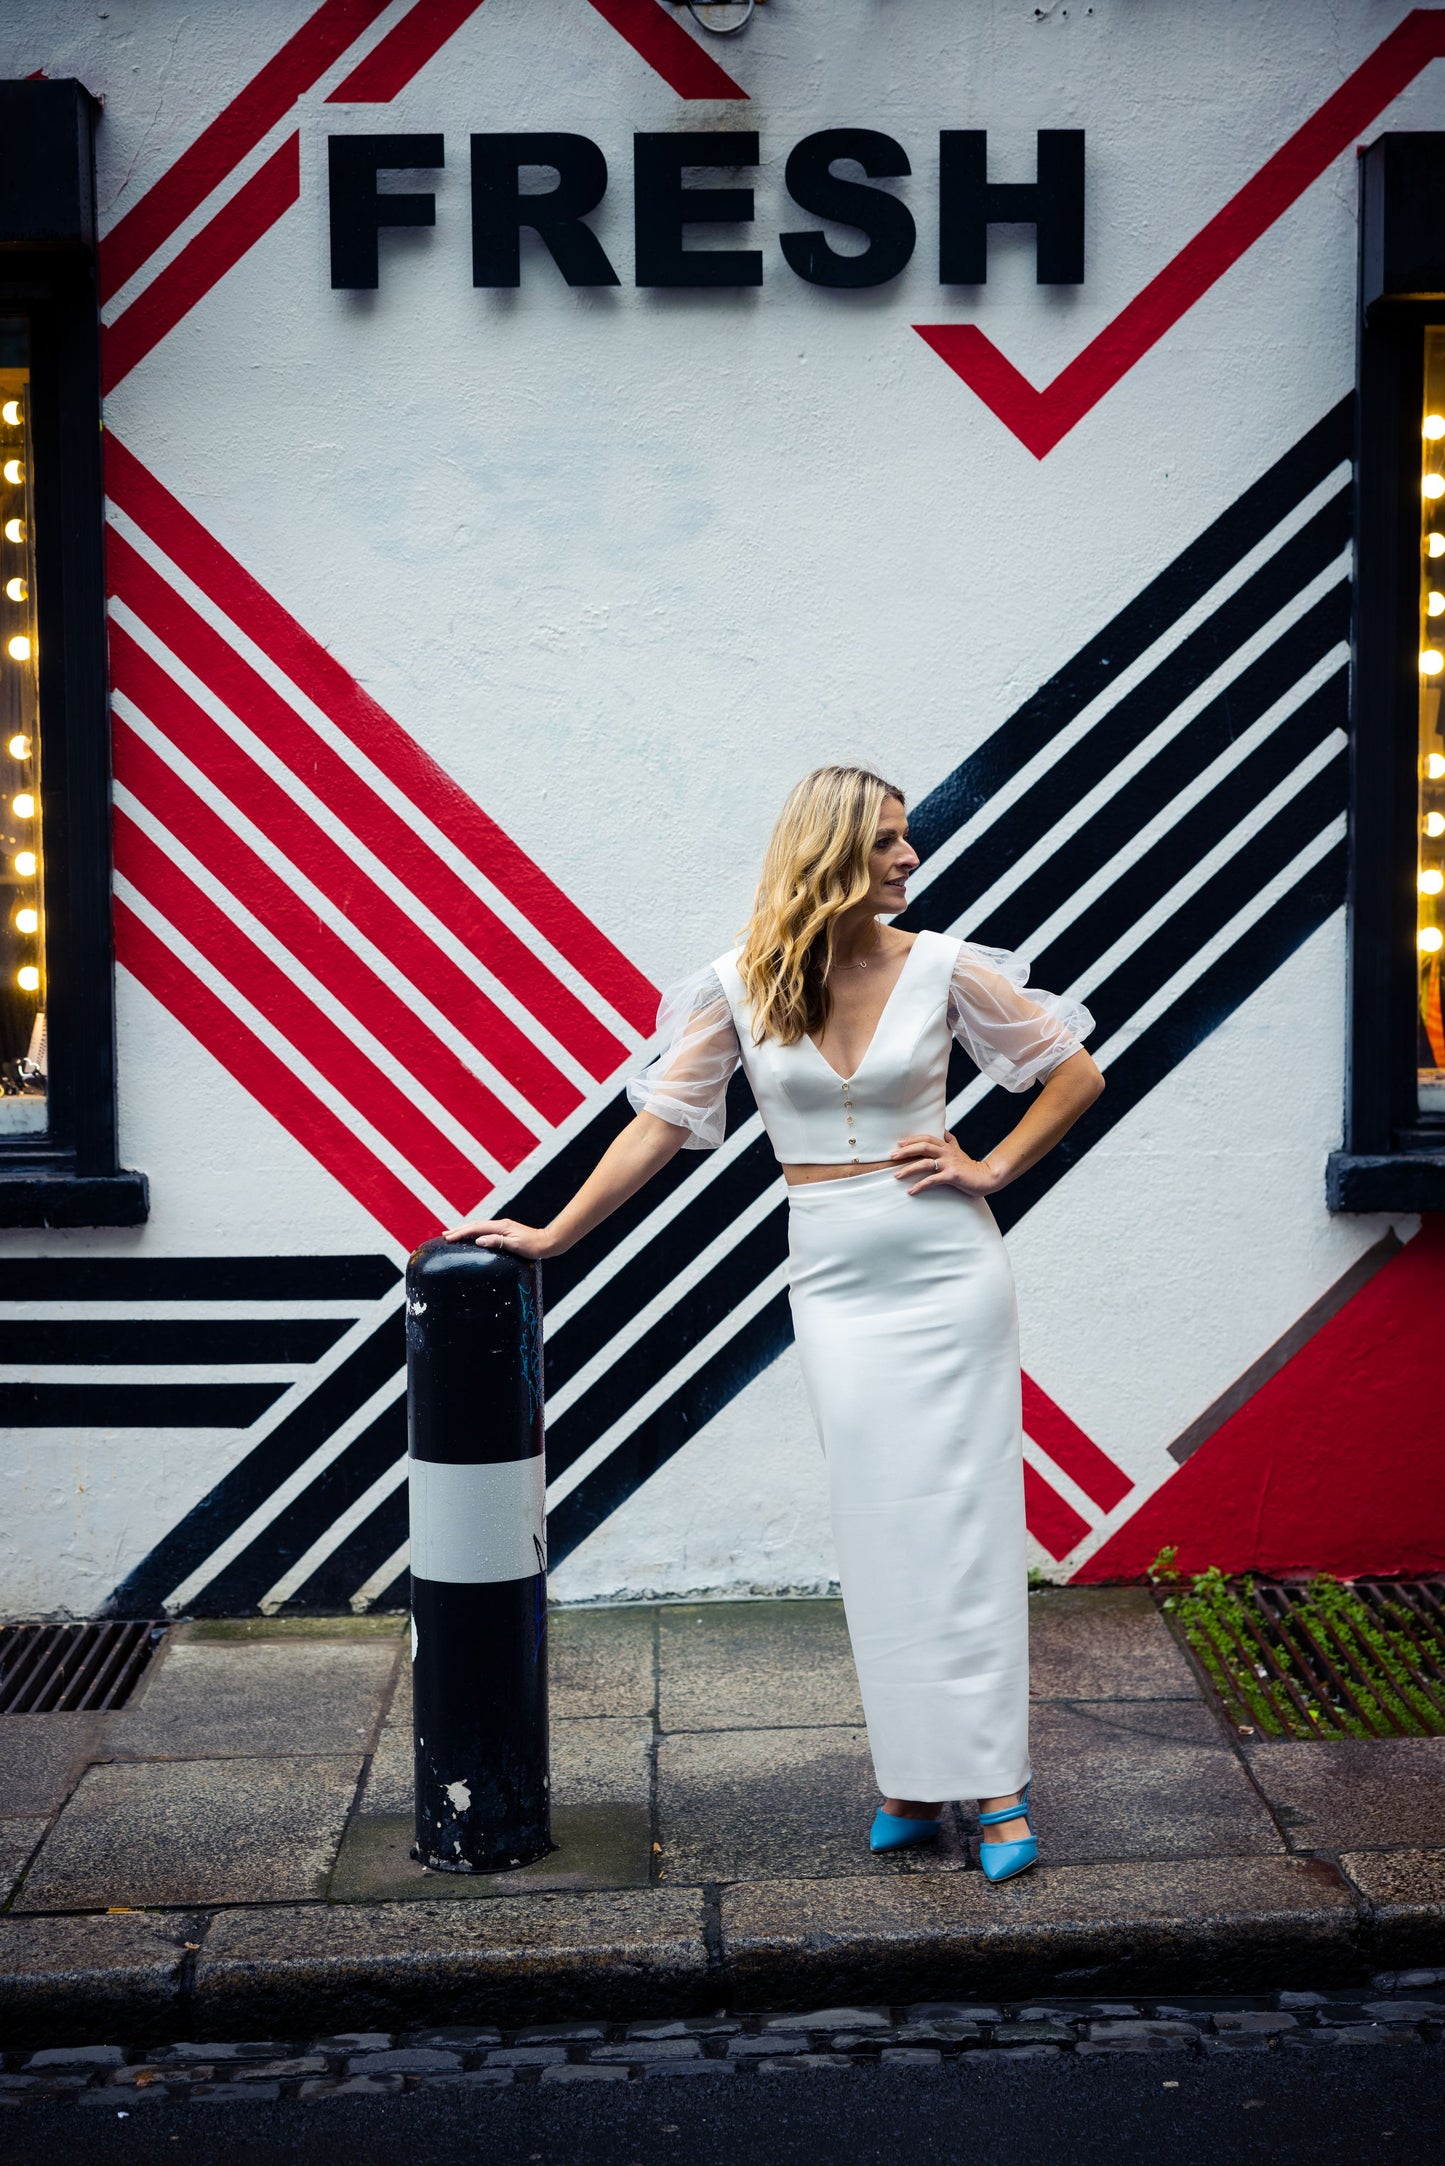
[445,766,1103,1882]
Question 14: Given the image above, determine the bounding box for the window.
[0,80,146,1224]
[1419,331,1445,1113]
[1329,134,1445,1211]
[0,320,46,1134]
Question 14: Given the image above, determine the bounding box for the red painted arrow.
[915,9,1445,458]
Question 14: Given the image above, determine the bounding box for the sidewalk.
[2,1591,1444,2042]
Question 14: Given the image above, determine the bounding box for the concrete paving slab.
[0,1913,190,2042]
[1030,1701,1284,1862]
[1340,1848,1445,1968]
[0,1817,45,1902]
[180,1616,406,1642]
[659,1601,863,1730]
[13,1753,364,1910]
[0,1712,112,1817]
[1027,1589,1198,1700]
[334,1720,653,1899]
[549,1606,655,1721]
[194,1888,710,2031]
[721,1854,1364,2005]
[108,1639,399,1760]
[1244,1739,1445,1853]
[657,1725,970,1882]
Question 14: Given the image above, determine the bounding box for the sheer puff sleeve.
[626,965,742,1149]
[947,939,1094,1093]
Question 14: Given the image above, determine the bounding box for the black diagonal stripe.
[544,1129,776,1396]
[544,763,1345,1489]
[905,491,1349,938]
[1020,680,1347,990]
[193,1394,407,1614]
[0,1318,352,1365]
[0,1256,401,1302]
[287,1482,409,1612]
[907,396,1351,858]
[546,1211,788,1483]
[548,1288,794,1566]
[0,1383,285,1428]
[979,602,1348,955]
[107,1305,405,1615]
[549,846,1346,1568]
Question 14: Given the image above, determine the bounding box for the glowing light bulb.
[3,519,23,543]
[1431,534,1445,558]
[1428,813,1445,838]
[1427,416,1445,441]
[14,908,36,935]
[6,635,30,662]
[4,578,24,602]
[1430,754,1445,780]
[15,965,38,992]
[1431,593,1445,618]
[1,460,21,487]
[1426,476,1445,500]
[1421,925,1445,954]
[14,851,35,876]
[6,735,27,760]
[12,794,34,819]
[0,401,18,427]
[1422,868,1445,895]
[1421,649,1443,674]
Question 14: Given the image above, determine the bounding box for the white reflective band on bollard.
[408,1455,547,1585]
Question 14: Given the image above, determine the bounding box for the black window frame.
[0,79,146,1225]
[1329,131,1445,1212]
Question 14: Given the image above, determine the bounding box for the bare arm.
[891,1048,1105,1197]
[443,1111,692,1260]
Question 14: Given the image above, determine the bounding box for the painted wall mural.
[3,0,1443,1616]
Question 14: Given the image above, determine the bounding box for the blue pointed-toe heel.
[976,1779,1038,1883]
[869,1806,944,1854]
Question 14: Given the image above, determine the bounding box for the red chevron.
[915,8,1445,457]
[100,0,740,346]
[1023,1461,1091,1562]
[115,811,493,1209]
[106,437,656,1040]
[1022,1372,1131,1515]
[115,901,440,1251]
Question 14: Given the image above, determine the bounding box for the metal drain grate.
[1164,1574,1445,1739]
[0,1619,166,1713]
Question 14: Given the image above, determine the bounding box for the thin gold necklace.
[836,926,882,971]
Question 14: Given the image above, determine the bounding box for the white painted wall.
[1,0,1437,1613]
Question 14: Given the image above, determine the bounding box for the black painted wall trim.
[0,81,144,1222]
[1336,133,1445,1210]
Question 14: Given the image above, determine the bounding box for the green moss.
[1167,1567,1445,1740]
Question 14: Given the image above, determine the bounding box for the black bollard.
[405,1235,550,1872]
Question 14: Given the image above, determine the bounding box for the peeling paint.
[444,1778,471,1813]
[410,1615,418,1663]
[406,1295,428,1318]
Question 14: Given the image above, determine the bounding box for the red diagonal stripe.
[106,435,657,1039]
[99,0,390,305]
[106,531,627,1083]
[102,135,301,397]
[116,899,435,1251]
[116,811,490,1213]
[112,695,537,1169]
[581,0,746,99]
[1021,1373,1131,1515]
[108,619,577,1128]
[1023,1460,1092,1562]
[914,8,1445,457]
[329,0,489,99]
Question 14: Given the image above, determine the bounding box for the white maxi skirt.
[786,1166,1031,1802]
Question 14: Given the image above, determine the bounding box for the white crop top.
[627,928,1093,1164]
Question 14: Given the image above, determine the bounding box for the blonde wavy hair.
[736,765,904,1046]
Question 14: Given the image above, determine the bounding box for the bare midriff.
[781,1160,896,1186]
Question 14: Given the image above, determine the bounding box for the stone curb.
[2,1851,1443,2046]
[3,1980,1445,2104]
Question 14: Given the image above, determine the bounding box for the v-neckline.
[805,933,924,1084]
